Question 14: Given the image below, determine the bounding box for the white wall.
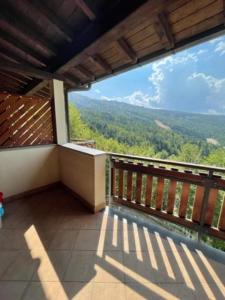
[52,79,68,145]
[0,145,60,198]
[59,143,107,212]
[0,143,107,212]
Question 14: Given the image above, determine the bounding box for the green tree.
[177,143,202,164]
[204,148,225,167]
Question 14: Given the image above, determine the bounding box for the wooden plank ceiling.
[0,0,224,98]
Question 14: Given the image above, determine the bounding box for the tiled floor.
[0,187,224,300]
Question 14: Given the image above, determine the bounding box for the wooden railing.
[109,153,225,241]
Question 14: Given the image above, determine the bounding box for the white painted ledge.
[61,143,106,156]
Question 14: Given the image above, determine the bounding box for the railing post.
[108,156,112,200]
[197,170,214,242]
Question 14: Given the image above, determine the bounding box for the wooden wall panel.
[0,92,55,147]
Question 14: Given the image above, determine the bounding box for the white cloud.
[147,52,200,105]
[187,72,225,113]
[100,37,225,113]
[101,91,157,108]
[187,72,217,88]
[143,45,225,113]
[209,36,224,44]
[94,89,101,94]
[197,49,207,55]
[214,41,225,56]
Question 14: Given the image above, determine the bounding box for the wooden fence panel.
[156,177,164,210]
[204,188,219,226]
[0,92,55,147]
[136,172,143,204]
[218,196,225,231]
[111,158,225,240]
[127,171,133,201]
[192,186,205,223]
[167,179,177,214]
[118,168,124,199]
[179,182,190,218]
[145,175,153,207]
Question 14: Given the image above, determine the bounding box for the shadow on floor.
[0,187,224,299]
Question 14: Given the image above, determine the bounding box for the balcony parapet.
[109,152,225,241]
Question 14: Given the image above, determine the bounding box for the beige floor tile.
[56,282,93,300]
[32,250,71,282]
[104,229,124,251]
[193,250,225,285]
[0,281,28,300]
[125,225,149,252]
[33,214,62,231]
[192,283,225,300]
[92,283,126,300]
[123,252,155,283]
[74,229,123,251]
[2,250,38,280]
[59,216,84,230]
[64,251,96,282]
[74,230,101,251]
[2,188,225,300]
[80,213,108,230]
[22,282,61,300]
[172,248,225,286]
[125,282,195,300]
[49,230,79,250]
[0,250,18,278]
[0,229,27,250]
[94,251,124,283]
[23,226,56,250]
[151,250,184,284]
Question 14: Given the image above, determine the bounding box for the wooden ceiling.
[0,0,224,98]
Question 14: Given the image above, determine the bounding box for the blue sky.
[72,34,225,114]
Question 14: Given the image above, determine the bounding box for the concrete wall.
[0,143,107,212]
[0,145,60,198]
[59,143,107,212]
[52,79,68,145]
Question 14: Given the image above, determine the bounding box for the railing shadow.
[1,187,225,299]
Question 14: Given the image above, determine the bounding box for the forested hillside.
[69,94,225,167]
[68,94,225,250]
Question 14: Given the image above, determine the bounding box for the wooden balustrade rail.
[110,155,225,241]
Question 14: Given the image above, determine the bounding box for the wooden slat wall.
[0,92,55,147]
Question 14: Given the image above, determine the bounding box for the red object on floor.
[0,192,3,203]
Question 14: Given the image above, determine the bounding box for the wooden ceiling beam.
[66,72,82,85]
[0,76,24,89]
[57,0,164,74]
[117,37,138,62]
[26,80,49,96]
[89,54,112,73]
[0,30,47,67]
[63,74,80,88]
[36,89,50,97]
[154,11,174,49]
[0,71,28,85]
[0,61,65,81]
[75,0,96,21]
[24,0,164,94]
[0,87,21,94]
[223,0,225,25]
[0,47,42,68]
[75,65,95,80]
[29,0,73,43]
[0,4,57,56]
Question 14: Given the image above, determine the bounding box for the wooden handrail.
[108,152,225,174]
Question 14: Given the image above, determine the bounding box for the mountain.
[69,94,225,156]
